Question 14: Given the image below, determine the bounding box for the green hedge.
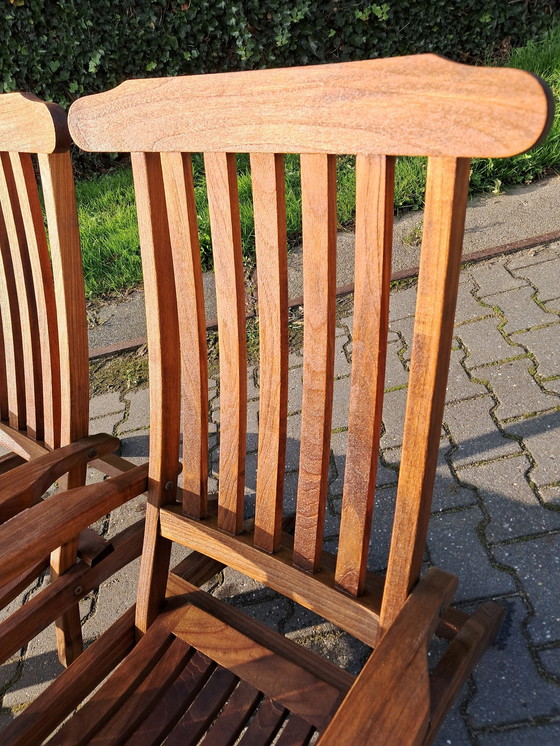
[4,1,557,109]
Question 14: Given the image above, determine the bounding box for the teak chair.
[0,55,553,744]
[0,93,148,666]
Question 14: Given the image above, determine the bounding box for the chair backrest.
[0,93,88,453]
[69,55,552,642]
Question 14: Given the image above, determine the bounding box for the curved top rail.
[0,93,71,153]
[69,54,553,158]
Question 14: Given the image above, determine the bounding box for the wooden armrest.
[0,433,120,524]
[319,567,458,746]
[0,463,149,587]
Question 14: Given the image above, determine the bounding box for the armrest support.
[0,433,120,523]
[319,567,458,746]
[0,463,148,587]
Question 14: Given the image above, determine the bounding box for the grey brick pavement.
[1,242,560,743]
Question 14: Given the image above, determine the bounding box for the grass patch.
[76,26,560,300]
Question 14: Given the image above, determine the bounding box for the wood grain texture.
[68,55,552,157]
[251,152,288,552]
[237,697,286,745]
[379,157,471,636]
[161,152,208,519]
[10,151,61,448]
[293,153,336,573]
[204,152,246,535]
[0,92,70,153]
[0,151,44,440]
[335,154,394,596]
[131,152,181,634]
[201,680,261,745]
[161,508,381,646]
[320,568,457,746]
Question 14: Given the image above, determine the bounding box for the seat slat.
[201,680,261,746]
[275,714,316,746]
[204,151,247,535]
[379,156,471,636]
[0,310,8,421]
[293,153,337,573]
[251,152,289,553]
[237,697,287,745]
[0,183,26,430]
[161,152,208,519]
[165,665,239,746]
[335,154,394,596]
[89,637,193,745]
[123,650,215,746]
[10,151,61,449]
[0,152,43,440]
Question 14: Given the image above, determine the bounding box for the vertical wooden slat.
[0,308,8,421]
[251,152,288,553]
[293,153,337,573]
[161,152,208,519]
[11,152,61,449]
[204,152,247,536]
[0,199,26,429]
[132,152,181,635]
[335,154,394,596]
[0,154,41,435]
[379,156,471,636]
[38,151,90,665]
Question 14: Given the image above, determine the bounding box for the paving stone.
[389,283,417,322]
[119,386,149,433]
[331,375,350,430]
[287,366,303,415]
[454,277,492,324]
[246,399,259,453]
[470,259,529,297]
[455,317,516,368]
[507,243,560,271]
[89,391,126,419]
[445,348,487,403]
[477,723,560,745]
[433,699,471,746]
[479,358,556,422]
[542,378,560,395]
[428,507,515,602]
[431,445,478,512]
[247,366,259,400]
[81,559,142,641]
[335,321,349,338]
[486,285,557,334]
[119,430,150,460]
[460,455,560,543]
[508,254,560,303]
[384,341,409,390]
[88,413,120,436]
[468,597,560,728]
[444,395,520,468]
[337,315,353,335]
[388,315,415,363]
[380,387,408,449]
[512,323,560,380]
[494,533,560,645]
[538,647,560,678]
[333,337,350,377]
[540,485,560,506]
[504,410,560,487]
[367,485,397,572]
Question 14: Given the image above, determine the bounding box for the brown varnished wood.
[161,151,209,519]
[0,199,26,429]
[251,152,289,553]
[275,715,316,745]
[124,650,215,746]
[162,508,381,647]
[0,433,119,523]
[293,153,337,573]
[0,557,48,611]
[0,421,48,459]
[68,56,552,158]
[319,568,457,745]
[237,697,287,745]
[168,604,342,729]
[205,151,247,535]
[0,312,8,421]
[131,151,181,635]
[379,157,471,636]
[0,450,25,474]
[10,151,61,448]
[335,154,394,596]
[0,92,70,153]
[201,680,261,745]
[0,151,44,440]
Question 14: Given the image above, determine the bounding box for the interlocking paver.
[470,260,529,297]
[486,285,558,334]
[119,386,149,433]
[477,723,560,745]
[540,485,560,506]
[508,251,560,302]
[459,455,560,542]
[380,386,409,449]
[384,340,409,390]
[538,647,560,678]
[454,276,493,324]
[493,533,560,645]
[504,410,560,487]
[431,445,478,512]
[479,358,556,422]
[388,283,417,322]
[512,322,560,380]
[507,242,560,270]
[444,395,521,467]
[455,317,516,368]
[445,347,487,403]
[89,391,125,419]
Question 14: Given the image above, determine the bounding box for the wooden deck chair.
[0,93,148,667]
[0,55,553,744]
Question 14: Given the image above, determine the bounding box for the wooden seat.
[0,55,553,744]
[0,93,150,666]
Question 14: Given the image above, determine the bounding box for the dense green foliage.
[4,1,557,108]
